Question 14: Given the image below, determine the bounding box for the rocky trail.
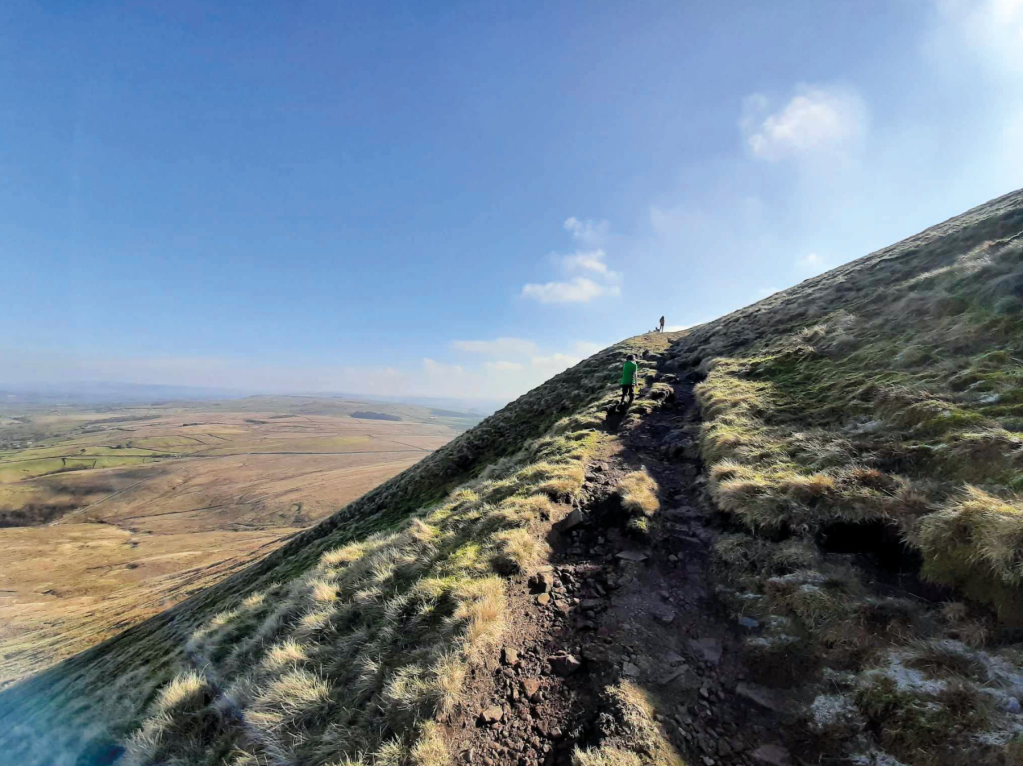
[443,351,798,766]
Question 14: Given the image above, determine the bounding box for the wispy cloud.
[522,217,623,305]
[484,360,524,371]
[423,358,464,376]
[741,85,868,162]
[451,337,538,356]
[925,0,1023,78]
[563,216,609,247]
[561,249,619,279]
[521,277,621,304]
[530,352,581,372]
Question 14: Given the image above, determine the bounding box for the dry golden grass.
[492,528,548,574]
[0,332,679,766]
[919,486,1023,585]
[91,375,628,766]
[410,722,452,766]
[695,234,1023,622]
[574,748,644,766]
[618,469,660,537]
[573,682,685,766]
[618,469,660,518]
[677,194,1023,764]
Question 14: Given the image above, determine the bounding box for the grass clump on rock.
[573,682,685,766]
[918,486,1023,621]
[618,468,660,536]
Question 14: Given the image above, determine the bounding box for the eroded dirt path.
[446,352,795,766]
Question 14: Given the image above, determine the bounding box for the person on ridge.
[659,315,665,332]
[619,353,638,407]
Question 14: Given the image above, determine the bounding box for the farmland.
[0,395,479,687]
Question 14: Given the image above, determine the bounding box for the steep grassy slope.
[3,188,1023,766]
[665,188,1023,763]
[0,334,671,766]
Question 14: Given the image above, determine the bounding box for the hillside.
[2,189,1023,766]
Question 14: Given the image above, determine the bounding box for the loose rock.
[616,550,648,563]
[657,668,686,686]
[688,638,722,666]
[521,678,541,701]
[652,605,677,625]
[737,616,760,630]
[736,683,784,713]
[557,509,585,532]
[480,706,504,725]
[751,744,792,766]
[528,573,551,594]
[548,654,582,676]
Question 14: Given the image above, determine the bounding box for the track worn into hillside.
[445,352,793,766]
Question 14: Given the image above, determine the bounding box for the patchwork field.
[0,396,479,688]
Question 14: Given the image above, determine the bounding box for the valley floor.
[0,402,465,688]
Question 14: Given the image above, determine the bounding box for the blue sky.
[3,0,1022,403]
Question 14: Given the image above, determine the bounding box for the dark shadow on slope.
[73,740,124,766]
[817,520,952,602]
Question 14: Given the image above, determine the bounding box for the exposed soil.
[445,357,796,766]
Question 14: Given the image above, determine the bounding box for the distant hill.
[3,189,1023,766]
[350,411,402,421]
[0,381,242,405]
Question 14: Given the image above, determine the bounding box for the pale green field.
[0,455,155,484]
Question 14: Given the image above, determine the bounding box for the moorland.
[0,395,479,688]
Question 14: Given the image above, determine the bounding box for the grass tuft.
[572,682,685,766]
[618,469,660,518]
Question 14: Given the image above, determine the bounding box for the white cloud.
[561,249,619,280]
[663,325,690,332]
[0,347,430,398]
[741,85,868,161]
[522,218,623,305]
[563,217,609,247]
[0,344,598,407]
[423,358,464,376]
[451,337,538,356]
[926,0,1023,77]
[521,277,620,304]
[530,353,582,373]
[484,360,524,371]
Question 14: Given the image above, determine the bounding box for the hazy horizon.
[0,378,507,412]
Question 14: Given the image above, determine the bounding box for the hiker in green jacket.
[619,354,638,406]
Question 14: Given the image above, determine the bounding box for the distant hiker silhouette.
[659,316,665,332]
[619,354,638,407]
